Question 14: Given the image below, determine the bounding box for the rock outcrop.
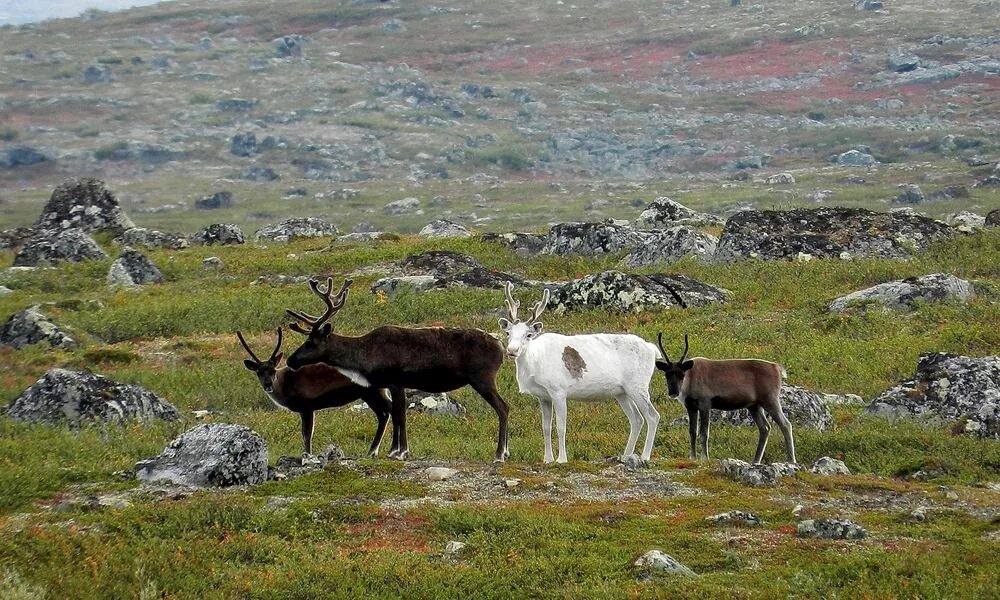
[254,217,338,243]
[418,219,471,239]
[828,273,976,312]
[1,305,78,349]
[633,550,696,578]
[868,353,999,438]
[542,219,649,256]
[13,229,107,266]
[135,423,268,487]
[620,227,718,266]
[190,224,245,246]
[718,459,800,487]
[715,207,951,261]
[634,197,723,228]
[548,270,727,313]
[107,248,163,287]
[33,178,134,236]
[7,368,180,425]
[114,227,189,250]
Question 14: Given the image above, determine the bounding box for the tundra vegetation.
[0,0,999,598]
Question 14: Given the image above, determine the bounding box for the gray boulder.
[888,54,921,73]
[634,550,696,578]
[0,227,34,250]
[254,217,338,243]
[893,184,925,204]
[34,178,135,236]
[854,0,884,11]
[407,391,465,416]
[108,248,163,287]
[621,227,718,267]
[797,519,867,539]
[1,305,77,350]
[241,167,279,182]
[482,232,548,256]
[273,35,304,58]
[947,211,985,232]
[549,270,727,313]
[418,219,471,239]
[83,64,112,83]
[397,251,522,290]
[384,197,421,215]
[714,384,834,431]
[194,191,233,210]
[706,511,761,526]
[811,456,851,476]
[836,149,877,167]
[543,219,649,256]
[371,275,441,297]
[715,207,952,261]
[216,98,256,112]
[230,132,257,157]
[13,229,107,266]
[868,352,1000,438]
[190,224,245,246]
[114,227,189,250]
[828,273,976,312]
[986,209,1000,227]
[635,197,723,229]
[765,173,795,185]
[1,146,49,168]
[7,368,180,425]
[135,423,268,487]
[719,459,800,487]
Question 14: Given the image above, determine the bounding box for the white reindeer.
[498,283,661,463]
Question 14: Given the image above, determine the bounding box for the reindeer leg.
[552,392,569,464]
[387,386,409,460]
[539,397,555,464]
[698,407,711,461]
[633,390,659,461]
[363,389,391,457]
[686,407,699,460]
[765,404,796,464]
[300,410,315,455]
[615,395,643,460]
[749,405,770,464]
[471,379,510,463]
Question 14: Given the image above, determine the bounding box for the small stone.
[426,467,459,481]
[706,511,761,526]
[504,478,521,489]
[945,490,959,501]
[810,457,851,476]
[796,518,867,540]
[633,550,696,577]
[444,540,466,554]
[792,504,805,517]
[418,219,471,239]
[201,257,223,270]
[909,506,929,522]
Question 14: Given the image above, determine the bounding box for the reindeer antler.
[525,287,550,326]
[287,277,353,334]
[678,334,690,364]
[656,332,671,364]
[236,328,284,363]
[270,326,283,361]
[503,282,520,321]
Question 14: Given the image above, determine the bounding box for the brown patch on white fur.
[562,346,587,378]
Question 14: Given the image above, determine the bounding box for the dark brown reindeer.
[284,277,510,462]
[655,333,796,464]
[237,326,397,457]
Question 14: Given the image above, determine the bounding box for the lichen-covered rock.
[868,353,1000,438]
[719,459,800,487]
[418,219,471,239]
[543,219,649,256]
[811,456,851,476]
[7,368,180,425]
[108,248,163,287]
[190,223,245,246]
[114,227,189,250]
[407,391,465,416]
[947,211,986,231]
[714,384,833,431]
[135,424,268,487]
[396,251,522,290]
[254,217,338,243]
[194,191,233,210]
[828,273,976,312]
[482,232,548,256]
[0,227,34,250]
[371,275,442,297]
[985,209,1000,227]
[634,197,723,229]
[765,173,795,185]
[549,270,727,313]
[888,54,920,72]
[230,132,257,157]
[837,149,877,166]
[706,511,761,526]
[383,197,421,215]
[13,229,107,266]
[34,178,134,235]
[893,184,925,204]
[797,519,867,540]
[634,550,696,577]
[715,207,952,261]
[1,305,77,349]
[620,227,718,267]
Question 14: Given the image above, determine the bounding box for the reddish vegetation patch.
[690,40,843,81]
[344,510,433,554]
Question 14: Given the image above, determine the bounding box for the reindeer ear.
[680,360,694,371]
[273,352,283,364]
[243,360,257,371]
[655,360,670,372]
[530,321,544,335]
[318,323,332,337]
[498,318,512,332]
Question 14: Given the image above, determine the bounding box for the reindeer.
[237,326,396,457]
[499,283,661,463]
[655,334,795,464]
[284,277,511,462]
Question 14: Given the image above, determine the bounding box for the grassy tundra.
[0,230,998,598]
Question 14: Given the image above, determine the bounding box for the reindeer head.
[498,282,550,358]
[285,277,352,370]
[237,328,284,392]
[654,333,693,397]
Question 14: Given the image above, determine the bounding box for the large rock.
[836,149,877,167]
[811,456,851,476]
[190,224,245,246]
[230,132,257,157]
[7,368,180,425]
[548,270,727,313]
[482,232,548,256]
[135,423,268,487]
[868,353,1000,438]
[621,227,718,266]
[13,229,107,266]
[543,219,649,256]
[797,519,866,539]
[254,217,338,243]
[1,305,77,349]
[0,227,34,250]
[114,227,190,250]
[635,197,723,229]
[715,207,952,261]
[893,184,925,204]
[107,248,163,287]
[194,191,233,210]
[713,384,834,431]
[719,459,800,487]
[383,197,421,215]
[399,251,522,289]
[888,54,921,73]
[418,219,471,239]
[1,146,50,168]
[34,178,134,236]
[828,273,977,312]
[986,209,1000,227]
[947,211,986,232]
[633,550,696,578]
